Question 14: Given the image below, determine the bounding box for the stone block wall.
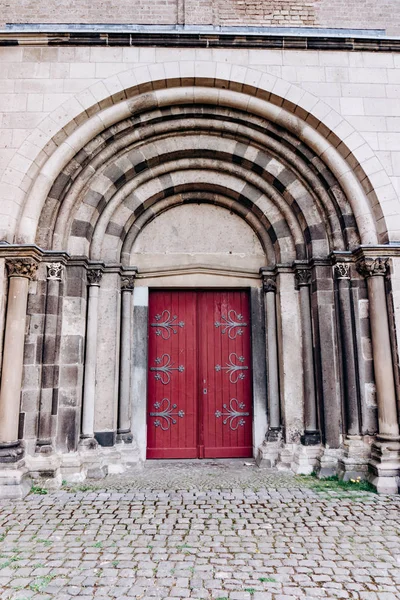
[1,1,400,34]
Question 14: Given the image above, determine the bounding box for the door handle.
[203,388,207,395]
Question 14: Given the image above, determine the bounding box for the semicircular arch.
[9,72,393,247]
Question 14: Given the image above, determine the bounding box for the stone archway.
[0,76,399,495]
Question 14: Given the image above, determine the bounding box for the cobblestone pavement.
[0,460,400,600]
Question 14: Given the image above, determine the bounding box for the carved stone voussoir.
[334,263,350,280]
[356,257,389,278]
[46,262,63,281]
[262,275,276,294]
[87,269,103,286]
[6,259,38,280]
[295,268,311,288]
[121,275,136,291]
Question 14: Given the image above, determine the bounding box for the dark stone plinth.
[301,430,321,446]
[0,441,24,463]
[94,431,116,447]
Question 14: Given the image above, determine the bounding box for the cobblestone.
[0,461,399,599]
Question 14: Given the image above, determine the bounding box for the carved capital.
[262,275,276,294]
[121,275,136,291]
[6,259,38,280]
[295,268,311,288]
[356,257,389,278]
[87,269,103,286]
[46,262,63,281]
[334,263,350,280]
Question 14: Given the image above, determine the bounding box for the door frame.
[131,284,268,460]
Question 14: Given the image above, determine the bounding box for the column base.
[266,427,282,442]
[35,440,54,455]
[79,436,99,450]
[79,444,107,479]
[60,452,86,484]
[256,437,283,468]
[292,444,323,475]
[116,429,133,444]
[0,461,31,499]
[367,438,400,494]
[0,441,25,463]
[337,436,371,481]
[315,448,343,478]
[301,430,321,446]
[277,444,297,470]
[25,453,62,490]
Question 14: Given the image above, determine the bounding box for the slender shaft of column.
[36,263,63,451]
[263,276,280,436]
[118,274,135,442]
[0,259,37,458]
[81,269,102,441]
[335,263,360,436]
[358,258,399,439]
[296,268,319,444]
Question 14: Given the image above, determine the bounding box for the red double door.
[147,290,253,459]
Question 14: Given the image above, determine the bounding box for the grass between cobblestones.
[0,462,399,600]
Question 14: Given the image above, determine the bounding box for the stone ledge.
[1,30,400,51]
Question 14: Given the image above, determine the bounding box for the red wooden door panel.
[147,291,198,458]
[147,290,252,459]
[199,291,253,458]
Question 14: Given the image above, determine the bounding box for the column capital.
[262,274,276,294]
[46,262,63,281]
[295,267,311,288]
[6,258,38,280]
[334,262,351,280]
[356,257,389,278]
[121,274,136,291]
[87,269,103,286]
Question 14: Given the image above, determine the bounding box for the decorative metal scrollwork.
[214,309,248,339]
[150,354,185,385]
[149,398,185,431]
[215,353,248,384]
[215,398,249,430]
[151,310,185,340]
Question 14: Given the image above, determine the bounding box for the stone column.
[295,267,320,445]
[357,257,400,493]
[36,263,63,453]
[335,262,370,481]
[334,263,360,436]
[0,259,38,462]
[80,268,102,448]
[117,274,136,443]
[262,274,281,440]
